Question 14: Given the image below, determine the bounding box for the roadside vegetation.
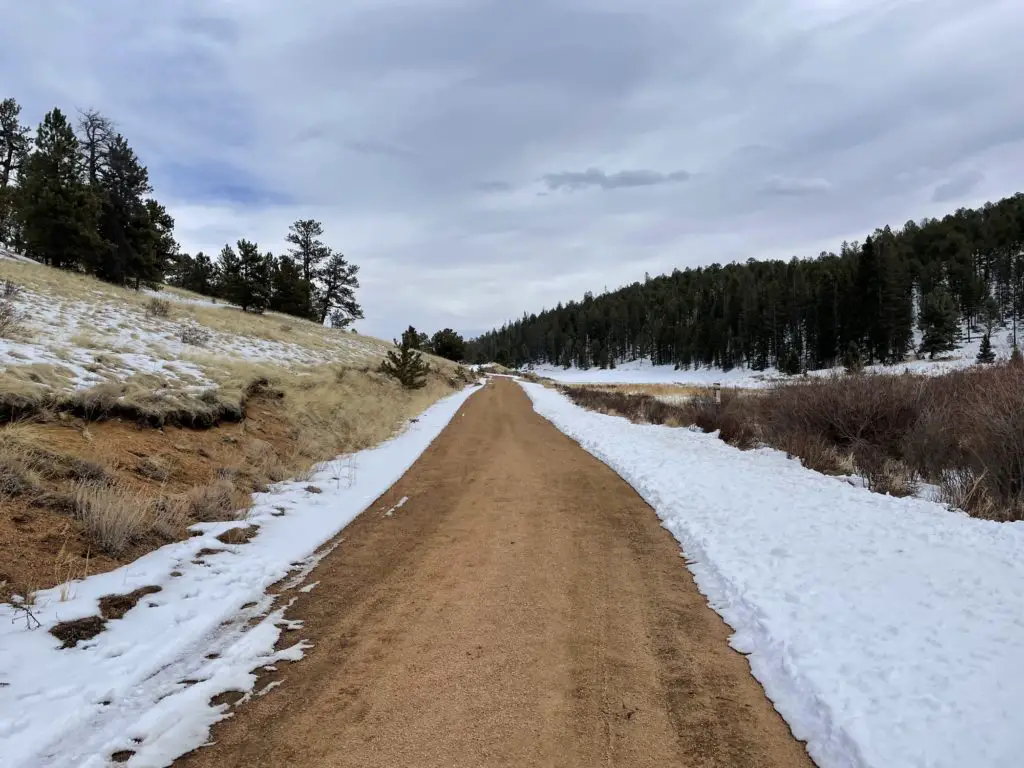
[561,362,1024,522]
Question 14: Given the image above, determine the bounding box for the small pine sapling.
[976,333,996,364]
[380,326,430,389]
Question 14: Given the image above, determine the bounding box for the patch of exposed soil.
[50,615,107,649]
[0,394,291,592]
[99,585,163,620]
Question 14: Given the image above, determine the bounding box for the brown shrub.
[144,297,172,318]
[561,364,1024,520]
[0,297,23,338]
[184,479,240,522]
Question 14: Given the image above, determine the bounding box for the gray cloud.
[346,139,419,160]
[932,169,985,202]
[2,0,1022,339]
[542,168,691,192]
[761,175,832,196]
[475,180,513,193]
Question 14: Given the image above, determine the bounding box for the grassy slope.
[0,257,473,594]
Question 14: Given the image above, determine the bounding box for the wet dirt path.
[177,378,813,767]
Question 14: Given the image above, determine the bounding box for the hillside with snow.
[0,251,391,404]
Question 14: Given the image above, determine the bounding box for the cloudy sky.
[2,0,1022,338]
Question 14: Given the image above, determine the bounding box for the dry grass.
[1,258,477,592]
[0,297,23,338]
[71,482,153,556]
[564,382,713,398]
[0,256,388,357]
[183,478,242,522]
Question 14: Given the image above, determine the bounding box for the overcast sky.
[2,0,1022,338]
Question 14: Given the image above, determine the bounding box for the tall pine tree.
[918,287,960,359]
[318,249,363,327]
[0,98,30,245]
[93,134,153,285]
[17,108,101,269]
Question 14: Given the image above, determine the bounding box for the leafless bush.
[852,446,919,497]
[2,279,22,299]
[954,364,1024,509]
[0,298,23,338]
[178,323,211,346]
[779,432,853,476]
[761,374,926,456]
[145,297,172,318]
[560,387,691,427]
[940,469,997,518]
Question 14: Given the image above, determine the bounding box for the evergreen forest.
[468,194,1024,372]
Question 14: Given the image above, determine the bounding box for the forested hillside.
[469,194,1024,372]
[0,97,363,328]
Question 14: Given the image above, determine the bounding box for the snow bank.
[0,382,481,768]
[519,381,1024,768]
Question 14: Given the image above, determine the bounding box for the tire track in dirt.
[176,378,813,767]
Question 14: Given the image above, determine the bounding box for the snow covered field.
[0,257,389,395]
[0,383,479,768]
[530,328,1019,387]
[520,381,1024,768]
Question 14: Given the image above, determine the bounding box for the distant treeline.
[468,194,1024,371]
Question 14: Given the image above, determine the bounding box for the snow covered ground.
[520,381,1024,768]
[0,259,389,394]
[530,327,1020,387]
[0,383,480,768]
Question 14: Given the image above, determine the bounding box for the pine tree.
[234,240,272,313]
[17,108,101,269]
[918,287,960,359]
[317,249,363,326]
[430,328,465,361]
[1012,345,1023,366]
[218,243,242,303]
[270,255,315,318]
[285,219,328,284]
[139,199,177,286]
[170,251,220,295]
[93,134,153,285]
[976,333,995,364]
[780,346,802,375]
[0,98,31,245]
[380,326,430,388]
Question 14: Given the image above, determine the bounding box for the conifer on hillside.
[918,287,960,359]
[381,326,430,389]
[17,108,102,269]
[976,334,995,364]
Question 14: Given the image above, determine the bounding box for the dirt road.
[177,378,812,767]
